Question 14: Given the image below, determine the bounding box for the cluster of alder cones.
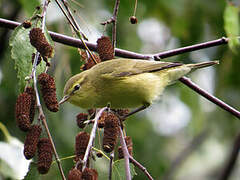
[15,72,58,174]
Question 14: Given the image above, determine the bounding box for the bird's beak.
[59,95,70,105]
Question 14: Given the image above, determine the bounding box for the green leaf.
[9,10,54,91]
[112,159,136,180]
[224,2,240,54]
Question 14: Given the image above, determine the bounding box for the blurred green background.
[0,0,240,179]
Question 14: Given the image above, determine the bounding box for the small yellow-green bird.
[59,58,218,110]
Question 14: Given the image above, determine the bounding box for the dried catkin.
[37,138,53,174]
[15,92,32,131]
[38,73,59,112]
[29,28,54,59]
[67,168,82,180]
[96,36,114,61]
[23,125,42,160]
[102,112,119,153]
[82,168,98,180]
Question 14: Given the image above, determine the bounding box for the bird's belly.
[96,73,166,108]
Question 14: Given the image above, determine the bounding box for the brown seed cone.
[25,87,36,123]
[37,138,53,174]
[29,28,54,59]
[80,52,101,71]
[102,112,119,153]
[15,92,32,131]
[76,113,88,129]
[75,132,90,162]
[38,73,59,112]
[129,16,138,24]
[23,125,42,160]
[82,168,98,180]
[68,168,82,180]
[96,36,114,61]
[118,136,133,159]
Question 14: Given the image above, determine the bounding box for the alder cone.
[67,168,82,180]
[102,112,119,153]
[24,124,42,160]
[37,138,53,174]
[97,36,114,61]
[38,73,59,112]
[29,28,54,59]
[15,92,32,131]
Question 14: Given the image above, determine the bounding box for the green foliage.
[224,2,240,54]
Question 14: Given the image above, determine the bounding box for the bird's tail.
[187,60,219,70]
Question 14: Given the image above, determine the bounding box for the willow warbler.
[59,58,218,109]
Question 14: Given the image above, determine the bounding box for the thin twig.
[218,132,240,180]
[118,126,131,180]
[82,107,108,170]
[1,18,240,119]
[31,2,66,179]
[129,156,154,180]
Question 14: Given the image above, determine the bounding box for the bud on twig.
[24,125,42,159]
[22,20,32,29]
[37,138,53,174]
[38,73,59,112]
[102,112,119,153]
[97,36,114,61]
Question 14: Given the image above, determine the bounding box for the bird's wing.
[100,59,182,78]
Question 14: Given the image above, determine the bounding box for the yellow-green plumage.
[62,58,218,108]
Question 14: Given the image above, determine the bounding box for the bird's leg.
[122,103,150,119]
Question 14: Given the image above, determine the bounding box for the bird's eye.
[74,84,80,91]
